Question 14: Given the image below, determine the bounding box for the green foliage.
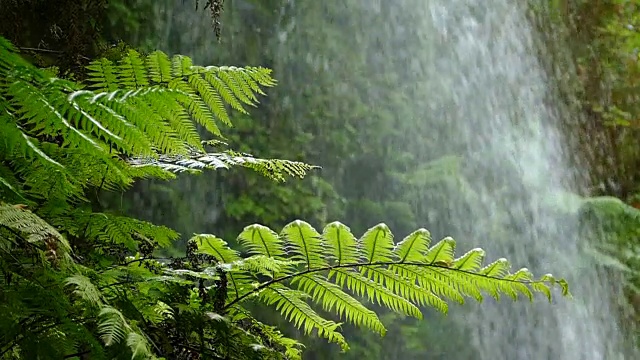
[0,34,310,359]
[194,220,569,354]
[0,33,570,360]
[579,196,640,289]
[553,0,640,199]
[0,35,313,196]
[576,195,640,345]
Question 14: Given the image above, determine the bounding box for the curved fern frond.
[259,285,348,351]
[238,224,285,258]
[226,310,305,360]
[329,268,424,318]
[193,234,252,300]
[189,221,570,351]
[65,274,105,307]
[126,332,153,360]
[79,212,179,250]
[86,49,276,136]
[98,306,130,346]
[281,220,327,270]
[323,222,361,265]
[128,147,319,182]
[0,202,70,256]
[291,274,385,335]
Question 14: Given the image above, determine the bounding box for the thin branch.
[177,342,225,359]
[63,350,91,359]
[19,47,91,61]
[98,278,144,291]
[97,256,183,275]
[19,47,63,53]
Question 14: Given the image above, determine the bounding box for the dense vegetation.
[2,0,640,358]
[0,20,569,360]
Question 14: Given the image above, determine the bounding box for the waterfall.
[417,1,629,359]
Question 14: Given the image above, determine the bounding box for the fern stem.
[222,260,549,311]
[99,256,181,272]
[97,279,143,291]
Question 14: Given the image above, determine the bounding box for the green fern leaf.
[424,236,456,265]
[126,332,152,360]
[211,220,570,354]
[84,49,277,143]
[0,203,70,252]
[65,274,105,307]
[361,223,395,264]
[194,234,255,300]
[98,306,130,346]
[281,220,327,270]
[291,274,385,335]
[237,224,286,259]
[394,228,431,263]
[453,248,485,271]
[259,285,349,351]
[329,268,423,318]
[323,221,361,265]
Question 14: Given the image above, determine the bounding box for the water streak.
[417,1,629,359]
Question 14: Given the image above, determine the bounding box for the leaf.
[127,332,152,360]
[98,306,130,346]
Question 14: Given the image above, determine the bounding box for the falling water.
[272,0,633,358]
[139,0,636,358]
[414,1,629,359]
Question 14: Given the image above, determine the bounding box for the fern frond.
[233,255,299,278]
[194,234,242,263]
[193,234,253,300]
[0,202,70,253]
[126,332,153,360]
[291,274,385,335]
[1,35,306,215]
[65,274,105,307]
[238,224,286,258]
[191,221,570,352]
[259,285,349,351]
[329,268,424,318]
[98,306,130,346]
[86,49,277,137]
[361,223,395,264]
[360,265,448,313]
[280,220,327,270]
[247,320,304,360]
[0,173,25,202]
[86,58,120,91]
[394,228,432,263]
[0,111,65,169]
[79,212,179,249]
[323,222,361,265]
[128,148,319,182]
